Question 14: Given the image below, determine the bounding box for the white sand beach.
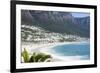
[22,41,89,62]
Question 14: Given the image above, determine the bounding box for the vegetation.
[22,48,30,63]
[22,48,52,63]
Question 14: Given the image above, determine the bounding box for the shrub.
[22,48,52,63]
[21,48,30,63]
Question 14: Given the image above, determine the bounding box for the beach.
[21,41,89,62]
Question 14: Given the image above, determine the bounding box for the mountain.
[21,10,90,37]
[21,10,33,24]
[74,16,90,32]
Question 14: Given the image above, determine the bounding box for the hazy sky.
[71,12,90,18]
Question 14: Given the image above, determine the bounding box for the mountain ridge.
[21,10,90,37]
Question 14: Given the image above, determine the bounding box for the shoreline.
[22,41,90,61]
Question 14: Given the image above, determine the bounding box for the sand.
[22,41,88,61]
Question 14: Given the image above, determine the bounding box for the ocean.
[51,42,90,60]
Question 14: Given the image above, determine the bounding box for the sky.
[71,12,90,18]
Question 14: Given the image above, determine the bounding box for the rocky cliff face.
[74,17,90,29]
[21,10,90,37]
[21,10,33,24]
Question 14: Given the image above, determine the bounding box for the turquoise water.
[52,42,90,60]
